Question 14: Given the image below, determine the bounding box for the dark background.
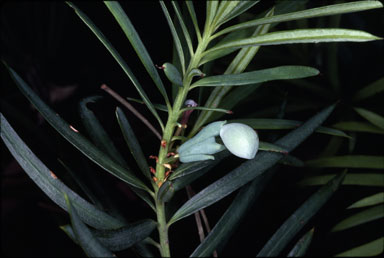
[1,1,383,257]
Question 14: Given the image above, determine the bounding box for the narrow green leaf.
[218,1,260,26]
[353,77,384,102]
[305,155,384,169]
[332,204,384,232]
[1,114,125,230]
[180,106,232,115]
[335,237,384,257]
[60,224,77,244]
[4,63,151,192]
[186,1,201,42]
[103,1,170,109]
[332,121,384,134]
[214,1,384,38]
[115,107,150,179]
[92,219,157,251]
[192,8,274,135]
[299,173,384,187]
[204,29,382,59]
[160,2,185,74]
[232,118,351,138]
[171,1,194,56]
[287,228,315,257]
[211,1,239,30]
[169,104,336,225]
[169,159,214,181]
[79,96,127,166]
[354,107,384,129]
[259,141,288,154]
[190,170,274,257]
[126,97,168,112]
[347,192,384,209]
[65,2,165,131]
[257,171,346,256]
[191,66,319,88]
[205,1,219,31]
[65,194,115,257]
[279,155,305,167]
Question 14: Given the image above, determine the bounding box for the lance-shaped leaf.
[335,237,384,257]
[79,96,127,166]
[213,1,383,38]
[231,118,351,138]
[65,2,165,130]
[4,63,151,192]
[65,194,115,257]
[160,2,185,74]
[1,114,125,230]
[332,121,384,134]
[168,104,336,225]
[210,1,239,30]
[186,1,201,42]
[256,171,346,257]
[204,29,382,60]
[190,169,274,257]
[299,173,384,187]
[171,2,193,56]
[91,219,157,251]
[354,107,384,129]
[353,77,384,102]
[191,66,319,88]
[347,192,384,209]
[331,204,384,232]
[103,1,170,109]
[287,228,315,257]
[305,155,384,169]
[217,1,260,27]
[116,107,150,179]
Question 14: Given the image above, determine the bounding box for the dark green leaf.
[232,118,351,138]
[65,194,115,257]
[171,2,193,56]
[287,228,314,257]
[1,114,125,230]
[160,2,185,73]
[259,141,288,154]
[335,237,384,257]
[332,121,384,134]
[191,66,319,88]
[169,104,336,225]
[126,97,168,112]
[92,219,157,251]
[186,1,201,42]
[332,204,384,232]
[257,171,346,256]
[190,170,274,257]
[305,155,384,169]
[79,96,127,166]
[353,77,384,102]
[65,2,165,130]
[4,63,151,192]
[299,173,384,187]
[218,1,260,26]
[347,192,384,209]
[354,107,384,129]
[115,107,150,179]
[103,1,170,108]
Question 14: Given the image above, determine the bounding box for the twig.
[101,84,162,140]
[186,185,205,242]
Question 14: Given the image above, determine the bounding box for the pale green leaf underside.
[1,114,124,230]
[205,29,382,58]
[191,66,319,88]
[214,1,383,37]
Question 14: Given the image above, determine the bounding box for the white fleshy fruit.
[219,123,259,159]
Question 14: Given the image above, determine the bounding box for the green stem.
[154,28,214,257]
